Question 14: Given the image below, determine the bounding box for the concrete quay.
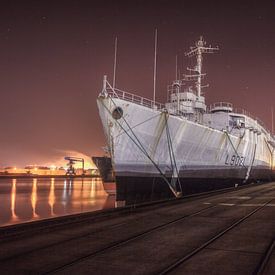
[0,182,275,274]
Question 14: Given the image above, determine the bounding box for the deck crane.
[64,157,85,176]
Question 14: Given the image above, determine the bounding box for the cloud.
[44,149,96,169]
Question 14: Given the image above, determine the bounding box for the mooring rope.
[114,112,161,139]
[164,113,182,194]
[224,130,248,170]
[223,129,259,183]
[264,138,274,170]
[100,96,180,197]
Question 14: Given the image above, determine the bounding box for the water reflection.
[48,178,56,216]
[62,180,67,201]
[11,179,18,221]
[31,179,39,218]
[91,180,96,198]
[0,177,115,226]
[69,179,72,195]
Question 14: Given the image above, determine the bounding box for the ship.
[97,37,275,206]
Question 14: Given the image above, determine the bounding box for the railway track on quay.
[0,182,275,274]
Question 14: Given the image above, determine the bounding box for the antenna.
[184,36,219,97]
[272,106,274,135]
[153,29,157,106]
[176,55,178,80]
[113,36,118,88]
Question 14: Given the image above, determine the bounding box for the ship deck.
[0,182,275,274]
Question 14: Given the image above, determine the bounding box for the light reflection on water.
[0,177,115,227]
[31,178,39,219]
[11,179,18,221]
[49,178,55,216]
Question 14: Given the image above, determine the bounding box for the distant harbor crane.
[64,157,85,176]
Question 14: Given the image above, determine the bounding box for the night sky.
[1,0,275,167]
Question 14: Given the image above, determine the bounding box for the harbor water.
[0,177,115,227]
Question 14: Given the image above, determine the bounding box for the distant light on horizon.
[0,150,97,170]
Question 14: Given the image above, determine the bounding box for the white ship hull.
[97,96,275,204]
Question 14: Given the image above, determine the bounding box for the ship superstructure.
[97,37,275,205]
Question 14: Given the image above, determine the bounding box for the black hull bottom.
[92,156,115,182]
[116,169,275,205]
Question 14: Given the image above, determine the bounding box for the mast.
[113,36,118,88]
[196,38,203,97]
[272,106,274,135]
[185,36,219,97]
[175,55,180,113]
[153,29,157,106]
[175,55,178,80]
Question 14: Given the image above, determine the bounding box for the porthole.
[112,107,123,120]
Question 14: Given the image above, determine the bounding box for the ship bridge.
[165,80,206,118]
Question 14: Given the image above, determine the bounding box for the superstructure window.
[230,116,245,128]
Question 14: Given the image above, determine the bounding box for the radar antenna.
[184,36,219,97]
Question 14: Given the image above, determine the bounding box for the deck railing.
[209,102,233,112]
[106,86,165,110]
[101,77,271,136]
[233,108,268,132]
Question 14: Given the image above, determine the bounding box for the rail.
[106,86,165,110]
[101,77,272,136]
[233,108,269,134]
[160,197,274,274]
[209,102,233,112]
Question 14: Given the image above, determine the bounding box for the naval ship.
[97,37,275,206]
